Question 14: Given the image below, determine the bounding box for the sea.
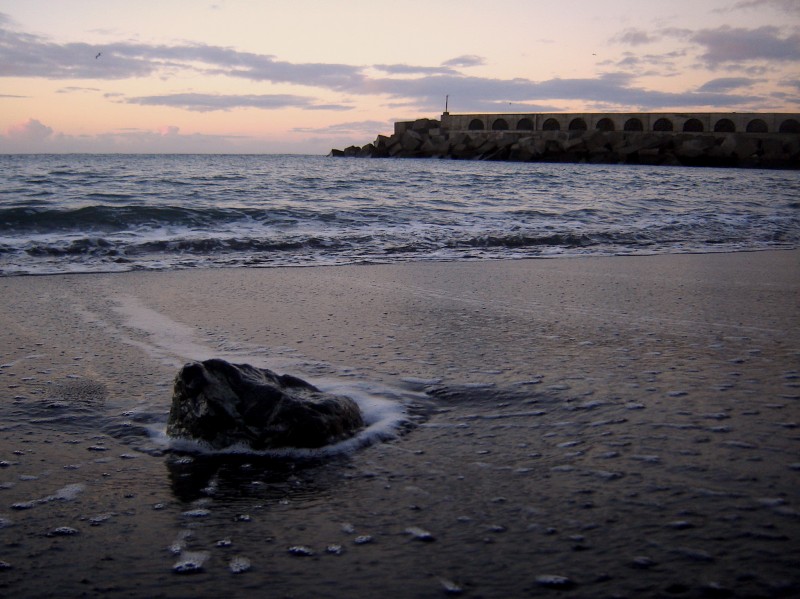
[1,153,799,276]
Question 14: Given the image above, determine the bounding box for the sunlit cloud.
[718,0,800,13]
[611,28,659,46]
[56,86,102,94]
[366,71,759,113]
[292,120,393,135]
[690,26,800,66]
[697,77,762,92]
[123,92,350,112]
[6,118,53,141]
[441,55,486,68]
[373,64,456,75]
[0,119,268,153]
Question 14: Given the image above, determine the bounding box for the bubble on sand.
[631,556,657,568]
[89,513,113,526]
[47,526,79,537]
[405,526,435,542]
[535,574,574,588]
[182,508,210,518]
[287,545,314,556]
[353,535,373,545]
[173,551,209,574]
[440,578,464,594]
[52,483,85,501]
[630,455,660,463]
[229,556,251,573]
[326,544,343,555]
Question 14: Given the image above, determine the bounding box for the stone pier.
[331,112,800,169]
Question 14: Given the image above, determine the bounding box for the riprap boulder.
[167,359,364,450]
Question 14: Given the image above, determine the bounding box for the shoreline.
[1,250,798,597]
[3,244,798,280]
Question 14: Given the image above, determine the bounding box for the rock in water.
[167,359,364,450]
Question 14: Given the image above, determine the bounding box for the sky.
[1,0,798,154]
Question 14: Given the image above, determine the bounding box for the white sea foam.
[155,376,414,458]
[111,294,215,367]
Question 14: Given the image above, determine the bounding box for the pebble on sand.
[535,574,575,588]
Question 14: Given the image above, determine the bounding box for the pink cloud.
[158,125,180,136]
[6,118,54,141]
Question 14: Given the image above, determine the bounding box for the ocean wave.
[0,154,798,276]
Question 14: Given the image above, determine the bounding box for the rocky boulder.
[167,359,364,450]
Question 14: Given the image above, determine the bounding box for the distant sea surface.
[1,153,799,276]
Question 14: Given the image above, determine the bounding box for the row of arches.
[467,117,800,134]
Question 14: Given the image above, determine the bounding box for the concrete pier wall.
[433,112,800,135]
[332,112,800,169]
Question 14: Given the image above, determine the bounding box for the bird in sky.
[95,52,102,59]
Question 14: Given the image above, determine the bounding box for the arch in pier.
[542,118,560,131]
[468,118,485,130]
[653,118,673,131]
[492,118,509,131]
[568,118,587,131]
[624,118,644,131]
[516,118,534,130]
[683,118,704,132]
[746,119,768,133]
[779,118,800,133]
[596,118,615,132]
[714,118,736,133]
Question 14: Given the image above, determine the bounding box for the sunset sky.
[1,0,798,154]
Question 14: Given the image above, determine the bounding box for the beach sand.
[1,250,798,598]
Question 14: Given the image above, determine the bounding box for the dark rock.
[167,359,364,450]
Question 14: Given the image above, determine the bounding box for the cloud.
[0,118,282,153]
[56,86,101,94]
[0,19,364,87]
[611,28,659,46]
[721,0,800,13]
[123,92,351,112]
[690,25,800,66]
[6,118,53,141]
[780,77,800,91]
[292,120,393,135]
[374,64,456,75]
[697,77,761,92]
[1,14,796,119]
[441,55,486,68]
[158,125,180,136]
[366,71,759,112]
[610,23,800,67]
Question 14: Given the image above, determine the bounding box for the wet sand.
[1,250,799,598]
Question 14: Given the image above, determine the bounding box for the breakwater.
[331,112,800,169]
